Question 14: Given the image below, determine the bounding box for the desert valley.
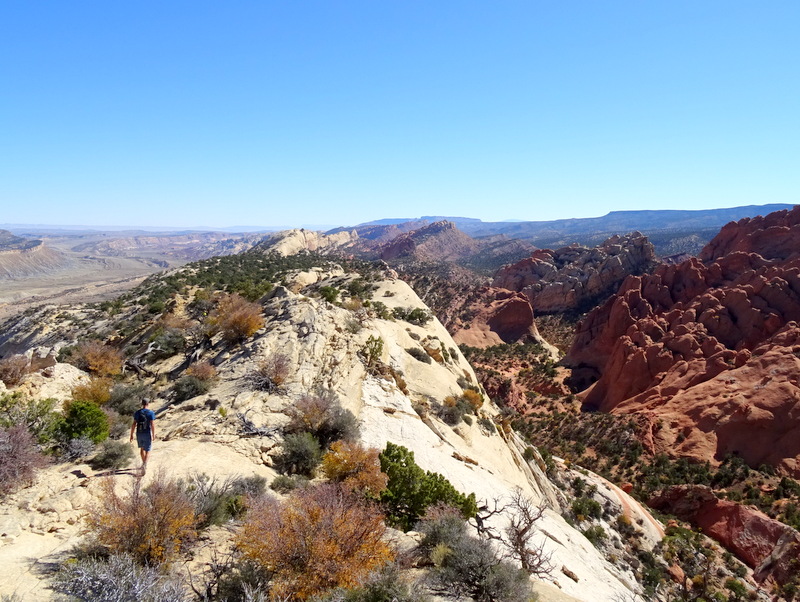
[1,204,799,601]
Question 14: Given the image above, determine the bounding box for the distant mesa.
[0,230,67,279]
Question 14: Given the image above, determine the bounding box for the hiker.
[129,398,156,472]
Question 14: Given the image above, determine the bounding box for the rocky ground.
[0,265,660,601]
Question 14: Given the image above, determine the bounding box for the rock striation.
[566,206,800,475]
[493,233,657,314]
[650,485,800,587]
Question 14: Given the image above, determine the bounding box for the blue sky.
[1,1,798,229]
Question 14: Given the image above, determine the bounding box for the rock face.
[493,233,657,314]
[378,221,479,262]
[451,287,544,347]
[255,228,358,256]
[566,206,800,475]
[650,485,800,587]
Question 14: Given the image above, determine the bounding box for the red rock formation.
[565,206,800,475]
[452,287,542,348]
[493,233,657,313]
[650,485,800,587]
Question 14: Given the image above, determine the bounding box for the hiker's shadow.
[73,468,144,479]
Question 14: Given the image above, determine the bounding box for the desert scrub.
[0,425,48,497]
[247,352,291,392]
[379,442,477,531]
[86,471,199,565]
[90,439,134,470]
[0,392,61,445]
[405,347,432,364]
[321,440,388,497]
[418,513,534,602]
[275,432,322,477]
[52,553,187,602]
[172,375,209,402]
[59,400,110,444]
[284,390,359,447]
[236,483,392,600]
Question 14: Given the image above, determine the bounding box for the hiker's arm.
[129,420,135,441]
[151,418,155,440]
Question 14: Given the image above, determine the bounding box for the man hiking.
[129,398,156,473]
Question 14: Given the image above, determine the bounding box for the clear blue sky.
[1,1,798,229]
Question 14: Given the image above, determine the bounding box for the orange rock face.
[650,485,800,587]
[566,206,800,475]
[452,287,541,348]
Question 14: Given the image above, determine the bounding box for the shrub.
[71,341,124,376]
[107,383,153,416]
[462,389,483,412]
[581,524,606,547]
[392,307,432,326]
[406,347,432,364]
[90,439,134,470]
[247,353,291,392]
[71,377,113,405]
[60,436,96,461]
[276,432,322,477]
[319,286,339,303]
[0,354,28,386]
[329,564,430,602]
[86,471,199,565]
[185,360,217,382]
[236,483,393,600]
[173,375,209,402]
[285,391,359,447]
[321,440,388,497]
[182,473,265,528]
[210,293,264,344]
[0,425,48,497]
[379,442,477,531]
[270,474,309,494]
[148,328,187,359]
[51,553,188,602]
[478,417,496,434]
[0,392,60,444]
[105,408,131,439]
[571,497,602,522]
[418,515,533,602]
[360,336,384,372]
[59,400,110,444]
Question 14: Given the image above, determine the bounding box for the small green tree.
[379,442,477,531]
[59,400,109,444]
[319,286,339,304]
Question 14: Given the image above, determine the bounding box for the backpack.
[135,409,152,433]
